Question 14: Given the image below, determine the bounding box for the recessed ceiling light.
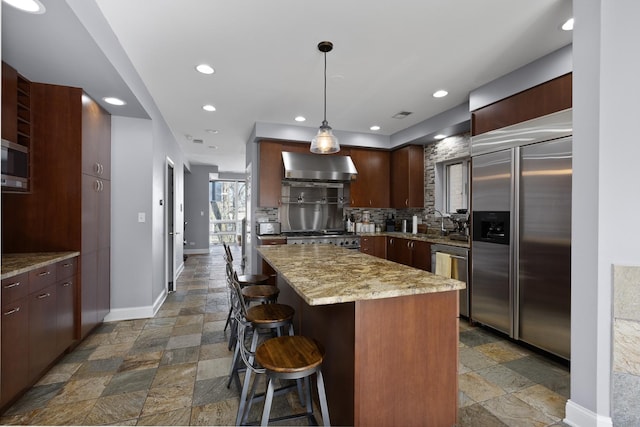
[434,134,447,140]
[202,104,216,112]
[433,90,448,98]
[103,97,126,106]
[561,18,574,31]
[2,0,45,14]
[205,129,219,134]
[370,125,381,131]
[196,64,215,74]
[295,116,306,122]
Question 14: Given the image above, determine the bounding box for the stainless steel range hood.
[282,151,358,181]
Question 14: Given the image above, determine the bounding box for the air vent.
[392,111,413,119]
[192,139,204,144]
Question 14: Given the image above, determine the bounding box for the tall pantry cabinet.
[2,83,111,340]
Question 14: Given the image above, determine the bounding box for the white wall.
[567,1,640,426]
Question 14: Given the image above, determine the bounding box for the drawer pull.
[3,307,20,316]
[38,271,51,277]
[3,281,21,289]
[37,293,51,299]
[62,282,71,287]
[62,263,72,268]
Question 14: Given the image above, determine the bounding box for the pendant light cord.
[323,50,327,125]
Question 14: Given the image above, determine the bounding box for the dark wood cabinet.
[1,294,29,409]
[350,148,390,208]
[1,62,18,143]
[471,73,572,135]
[0,257,78,409]
[386,237,431,271]
[258,141,284,207]
[28,283,57,382]
[391,145,424,208]
[360,236,387,259]
[1,82,111,341]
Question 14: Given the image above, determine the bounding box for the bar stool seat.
[241,284,280,304]
[237,273,269,286]
[252,335,331,426]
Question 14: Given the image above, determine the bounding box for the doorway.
[166,158,176,292]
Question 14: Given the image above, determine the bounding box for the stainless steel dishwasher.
[431,244,469,318]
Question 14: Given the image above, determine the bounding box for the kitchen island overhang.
[257,244,464,427]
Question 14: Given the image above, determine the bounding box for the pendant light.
[310,41,340,154]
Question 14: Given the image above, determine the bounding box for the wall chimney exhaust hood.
[282,151,357,181]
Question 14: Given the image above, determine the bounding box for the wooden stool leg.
[317,369,331,426]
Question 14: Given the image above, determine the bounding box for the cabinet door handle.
[405,199,409,206]
[3,281,21,289]
[94,180,100,192]
[94,162,100,175]
[38,271,51,277]
[99,163,104,175]
[62,262,72,267]
[62,282,72,287]
[37,293,51,299]
[3,307,20,316]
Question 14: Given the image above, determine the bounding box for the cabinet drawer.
[2,272,28,305]
[57,257,77,280]
[28,265,56,294]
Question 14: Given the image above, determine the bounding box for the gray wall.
[184,165,217,253]
[69,0,185,318]
[568,1,640,425]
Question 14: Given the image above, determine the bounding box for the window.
[444,159,469,213]
[210,180,246,244]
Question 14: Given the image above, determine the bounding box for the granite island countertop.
[257,244,465,306]
[1,252,80,280]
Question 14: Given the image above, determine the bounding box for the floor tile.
[0,246,571,426]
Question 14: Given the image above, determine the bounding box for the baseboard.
[103,289,168,322]
[184,248,210,255]
[564,400,613,427]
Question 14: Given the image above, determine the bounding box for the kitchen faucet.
[434,209,447,235]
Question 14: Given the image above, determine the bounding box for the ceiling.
[2,0,572,173]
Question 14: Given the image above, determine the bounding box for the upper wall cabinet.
[350,148,390,208]
[391,145,424,208]
[471,73,572,135]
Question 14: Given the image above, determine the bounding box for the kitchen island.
[257,244,465,427]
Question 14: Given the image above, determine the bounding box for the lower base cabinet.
[387,237,432,271]
[0,256,78,409]
[28,284,58,382]
[1,297,29,408]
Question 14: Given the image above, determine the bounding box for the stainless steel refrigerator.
[470,109,572,360]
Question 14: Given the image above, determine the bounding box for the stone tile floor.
[0,245,570,426]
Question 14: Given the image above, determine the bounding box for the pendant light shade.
[310,41,340,154]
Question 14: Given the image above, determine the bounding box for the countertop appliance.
[1,139,29,190]
[431,244,469,317]
[470,109,572,360]
[257,222,281,236]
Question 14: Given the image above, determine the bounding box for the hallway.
[0,245,569,425]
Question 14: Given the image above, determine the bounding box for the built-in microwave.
[1,139,29,190]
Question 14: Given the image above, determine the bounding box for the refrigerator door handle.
[512,147,521,341]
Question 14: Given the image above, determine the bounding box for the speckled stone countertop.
[258,244,465,306]
[1,252,80,280]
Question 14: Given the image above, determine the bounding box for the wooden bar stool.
[251,335,331,426]
[227,276,303,426]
